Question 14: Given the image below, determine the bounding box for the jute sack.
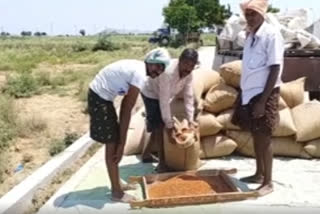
[216,109,240,130]
[272,108,297,137]
[273,137,311,158]
[123,108,146,155]
[197,112,223,137]
[278,96,288,110]
[280,77,306,108]
[192,68,223,110]
[216,107,296,136]
[226,131,253,156]
[292,102,320,142]
[304,138,320,158]
[219,60,242,88]
[227,131,311,158]
[303,92,310,103]
[164,119,201,171]
[199,135,237,159]
[204,83,238,114]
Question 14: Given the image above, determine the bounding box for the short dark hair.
[179,48,198,64]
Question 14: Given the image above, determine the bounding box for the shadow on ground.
[53,186,111,210]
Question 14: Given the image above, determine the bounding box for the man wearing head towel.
[231,0,284,196]
[141,48,199,173]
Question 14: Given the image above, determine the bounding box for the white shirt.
[241,21,284,105]
[89,60,146,101]
[141,59,194,128]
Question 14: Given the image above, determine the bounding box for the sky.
[0,0,319,35]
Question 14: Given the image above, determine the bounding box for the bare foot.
[257,183,274,197]
[121,182,137,191]
[240,174,264,184]
[111,192,136,203]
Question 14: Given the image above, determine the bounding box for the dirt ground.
[0,93,88,197]
[35,63,96,74]
[0,88,144,198]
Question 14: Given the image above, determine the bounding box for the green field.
[0,34,216,182]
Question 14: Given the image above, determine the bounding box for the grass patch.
[49,132,80,156]
[3,73,39,98]
[49,139,66,156]
[0,35,194,99]
[0,95,17,183]
[0,95,17,147]
[17,114,47,138]
[0,152,8,183]
[92,35,121,52]
[35,71,51,86]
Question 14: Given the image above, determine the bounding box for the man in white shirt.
[231,0,284,196]
[141,48,198,172]
[88,48,170,202]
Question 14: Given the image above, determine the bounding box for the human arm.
[113,85,140,163]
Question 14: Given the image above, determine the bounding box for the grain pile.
[148,174,232,199]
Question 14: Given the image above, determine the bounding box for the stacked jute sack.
[194,60,320,159]
[123,62,320,171]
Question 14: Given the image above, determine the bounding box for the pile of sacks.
[219,9,320,50]
[189,61,320,160]
[123,62,320,171]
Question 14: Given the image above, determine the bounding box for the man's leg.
[155,123,168,172]
[257,132,273,196]
[240,132,264,184]
[141,132,158,163]
[141,95,160,163]
[246,131,273,196]
[105,144,135,202]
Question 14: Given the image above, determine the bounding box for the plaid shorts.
[88,89,119,144]
[231,88,280,136]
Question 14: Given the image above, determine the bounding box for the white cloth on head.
[141,59,194,128]
[241,21,284,105]
[90,60,146,101]
[144,48,171,68]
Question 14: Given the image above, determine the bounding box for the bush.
[0,95,16,182]
[36,72,51,86]
[4,73,39,98]
[64,132,79,147]
[0,121,15,149]
[0,95,17,148]
[50,75,67,88]
[92,35,120,52]
[49,132,80,156]
[0,151,8,183]
[49,139,65,156]
[72,42,90,52]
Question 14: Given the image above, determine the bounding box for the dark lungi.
[87,88,119,144]
[231,88,280,136]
